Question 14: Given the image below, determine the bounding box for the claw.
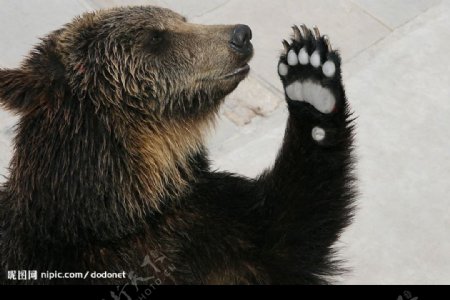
[300,24,310,39]
[282,39,290,54]
[312,26,321,40]
[292,25,302,42]
[323,35,333,51]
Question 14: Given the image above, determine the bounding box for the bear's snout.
[229,24,253,56]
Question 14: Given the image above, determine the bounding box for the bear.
[0,6,355,285]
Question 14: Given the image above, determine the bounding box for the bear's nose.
[230,24,253,55]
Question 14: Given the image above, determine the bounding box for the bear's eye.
[143,30,167,53]
[147,31,165,46]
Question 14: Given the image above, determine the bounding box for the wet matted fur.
[0,6,355,284]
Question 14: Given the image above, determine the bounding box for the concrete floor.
[0,0,449,284]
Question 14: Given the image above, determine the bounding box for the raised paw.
[278,25,343,115]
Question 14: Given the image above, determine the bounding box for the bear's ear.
[0,45,67,114]
[0,68,42,113]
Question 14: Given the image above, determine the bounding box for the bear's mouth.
[221,64,250,79]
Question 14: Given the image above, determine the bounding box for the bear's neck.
[2,103,212,245]
[125,115,212,208]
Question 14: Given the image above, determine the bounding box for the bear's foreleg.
[256,25,356,284]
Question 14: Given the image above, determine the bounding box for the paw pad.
[298,47,309,65]
[322,61,336,78]
[287,50,298,66]
[278,47,336,79]
[310,50,321,68]
[278,62,289,76]
[312,126,326,142]
[279,25,341,114]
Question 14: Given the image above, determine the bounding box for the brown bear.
[0,6,355,284]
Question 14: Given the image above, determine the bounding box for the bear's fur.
[0,6,355,284]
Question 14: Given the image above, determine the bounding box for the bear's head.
[0,6,253,118]
[0,6,253,242]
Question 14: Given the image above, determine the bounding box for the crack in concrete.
[194,0,231,18]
